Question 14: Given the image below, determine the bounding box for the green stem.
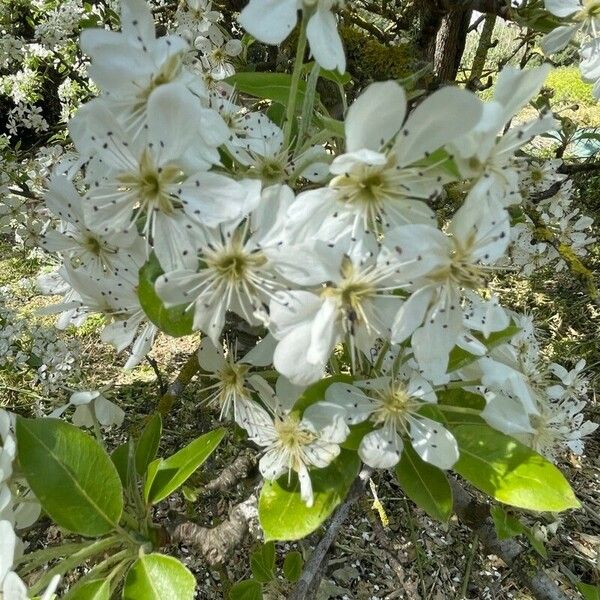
[404,498,428,600]
[28,536,122,596]
[283,18,308,148]
[373,341,390,373]
[295,60,321,154]
[65,549,133,596]
[436,380,481,390]
[17,541,92,574]
[436,405,482,416]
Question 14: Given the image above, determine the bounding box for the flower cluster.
[37,0,597,507]
[542,0,600,98]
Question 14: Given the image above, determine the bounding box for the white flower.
[155,185,295,344]
[286,81,483,243]
[541,0,600,55]
[71,83,253,271]
[240,400,349,506]
[0,520,60,600]
[50,390,125,428]
[43,176,137,274]
[381,194,510,378]
[80,0,206,130]
[326,370,458,470]
[239,0,346,72]
[197,337,276,425]
[451,65,555,207]
[195,29,242,80]
[269,242,403,385]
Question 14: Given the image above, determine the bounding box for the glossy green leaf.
[316,114,345,138]
[145,428,225,504]
[111,440,134,487]
[226,72,307,107]
[64,579,110,600]
[138,254,193,337]
[395,444,453,522]
[123,553,196,600]
[250,541,275,583]
[229,580,262,600]
[136,413,162,475]
[259,450,360,541]
[341,420,374,451]
[577,582,600,600]
[283,551,304,583]
[293,374,353,414]
[451,424,579,512]
[16,417,123,536]
[447,324,521,373]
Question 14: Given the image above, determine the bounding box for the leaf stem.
[283,18,308,148]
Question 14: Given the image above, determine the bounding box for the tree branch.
[289,467,373,600]
[157,348,201,416]
[451,479,571,600]
[442,0,514,19]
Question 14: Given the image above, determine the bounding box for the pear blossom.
[196,337,277,426]
[80,0,207,133]
[286,81,483,243]
[195,29,242,80]
[155,185,299,344]
[239,399,349,506]
[541,0,600,55]
[50,390,125,428]
[381,194,510,377]
[326,370,458,470]
[70,83,256,271]
[269,242,404,385]
[238,0,346,72]
[451,65,556,207]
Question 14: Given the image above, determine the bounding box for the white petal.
[359,425,403,469]
[482,393,534,436]
[238,0,297,44]
[273,323,326,385]
[259,448,289,480]
[121,0,156,46]
[0,520,16,581]
[540,25,576,55]
[197,338,226,372]
[409,416,458,470]
[306,8,345,73]
[94,397,126,427]
[297,463,315,507]
[390,286,435,344]
[307,299,338,366]
[70,391,100,406]
[493,64,552,119]
[2,572,28,600]
[544,0,580,18]
[303,402,349,443]
[394,87,483,164]
[345,82,406,152]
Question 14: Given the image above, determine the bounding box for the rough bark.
[434,7,472,81]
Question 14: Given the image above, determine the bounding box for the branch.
[442,0,514,19]
[451,479,571,600]
[169,496,258,566]
[156,348,201,416]
[289,467,373,600]
[558,161,600,174]
[204,451,257,493]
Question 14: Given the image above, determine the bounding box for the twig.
[289,467,373,600]
[156,348,201,416]
[450,479,572,600]
[146,356,166,395]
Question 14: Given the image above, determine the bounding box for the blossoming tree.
[0,0,599,598]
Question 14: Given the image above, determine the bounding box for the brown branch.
[558,161,600,174]
[451,479,572,600]
[289,467,373,600]
[442,0,514,19]
[204,451,257,493]
[169,496,258,566]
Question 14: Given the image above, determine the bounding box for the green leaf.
[316,114,345,138]
[16,417,123,536]
[395,444,453,522]
[64,579,110,600]
[111,440,135,487]
[226,72,307,107]
[490,506,547,558]
[145,428,225,504]
[123,554,196,600]
[341,420,374,451]
[293,374,354,414]
[577,582,600,600]
[259,450,360,541]
[451,424,579,512]
[282,551,304,583]
[138,254,193,337]
[447,324,521,373]
[250,542,275,583]
[136,413,162,475]
[229,580,263,600]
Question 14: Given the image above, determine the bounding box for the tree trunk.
[433,7,472,82]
